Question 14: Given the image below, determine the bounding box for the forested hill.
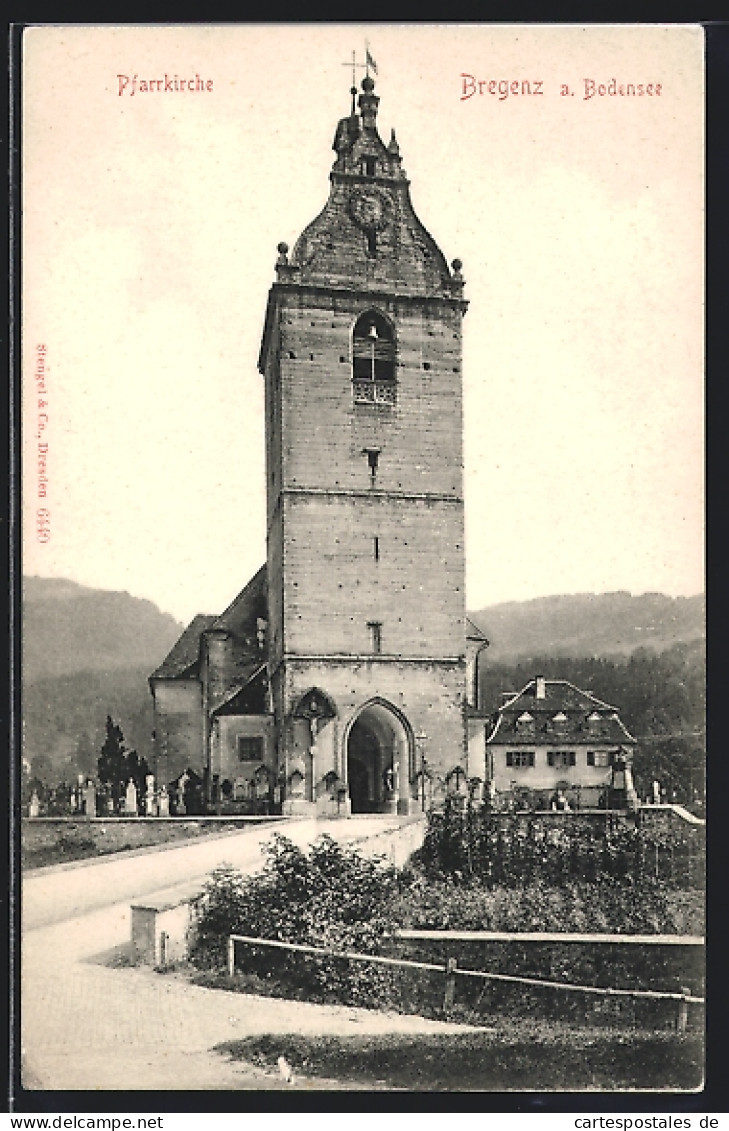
[469,591,704,663]
[23,576,183,683]
[22,577,184,783]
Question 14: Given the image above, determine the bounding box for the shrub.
[412,801,705,889]
[189,828,704,1023]
[190,833,402,1007]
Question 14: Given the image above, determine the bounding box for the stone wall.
[151,680,205,785]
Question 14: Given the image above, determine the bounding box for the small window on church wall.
[367,621,383,654]
[364,448,380,482]
[238,736,264,762]
[363,156,376,177]
[352,312,396,404]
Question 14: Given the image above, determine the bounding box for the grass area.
[215,1021,704,1092]
[21,818,272,869]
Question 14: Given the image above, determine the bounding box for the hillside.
[22,576,183,684]
[469,591,704,663]
[21,580,705,791]
[22,577,183,782]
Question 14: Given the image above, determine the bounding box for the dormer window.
[352,312,396,405]
[587,711,602,736]
[551,711,568,734]
[515,711,534,733]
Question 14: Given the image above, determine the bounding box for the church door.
[346,700,412,815]
[346,718,381,813]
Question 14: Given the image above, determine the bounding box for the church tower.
[258,75,468,815]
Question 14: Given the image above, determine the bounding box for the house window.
[587,750,612,767]
[515,712,534,733]
[367,621,383,653]
[238,736,264,763]
[551,712,569,735]
[547,751,576,768]
[506,751,535,768]
[352,312,396,404]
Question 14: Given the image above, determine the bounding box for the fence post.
[677,986,690,1033]
[443,957,457,1012]
[228,936,235,979]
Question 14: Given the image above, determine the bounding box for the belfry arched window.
[352,312,396,405]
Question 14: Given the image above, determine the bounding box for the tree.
[97,716,129,813]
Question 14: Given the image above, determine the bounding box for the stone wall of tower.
[282,493,464,658]
[284,658,466,782]
[267,288,465,665]
[274,293,464,496]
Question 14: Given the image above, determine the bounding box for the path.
[22,815,400,930]
[20,816,476,1092]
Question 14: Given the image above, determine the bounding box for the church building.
[150,72,484,816]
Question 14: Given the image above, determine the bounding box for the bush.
[412,801,705,889]
[190,833,403,1007]
[189,829,704,1024]
[392,873,703,935]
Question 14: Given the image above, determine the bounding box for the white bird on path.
[277,1055,295,1085]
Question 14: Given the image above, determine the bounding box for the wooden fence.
[227,930,704,1031]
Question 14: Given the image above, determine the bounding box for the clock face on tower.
[349,187,391,231]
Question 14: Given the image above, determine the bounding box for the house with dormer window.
[481,676,638,810]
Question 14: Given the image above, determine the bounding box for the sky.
[21,24,705,626]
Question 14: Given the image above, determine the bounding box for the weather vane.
[341,44,378,109]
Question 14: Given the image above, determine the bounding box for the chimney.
[535,676,546,700]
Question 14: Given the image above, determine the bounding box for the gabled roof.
[487,678,636,746]
[212,664,269,717]
[150,614,217,680]
[466,617,489,643]
[500,679,616,713]
[210,565,267,637]
[149,566,267,684]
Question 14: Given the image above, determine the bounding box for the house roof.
[486,678,636,746]
[212,664,268,716]
[150,566,267,685]
[149,614,217,680]
[210,565,267,637]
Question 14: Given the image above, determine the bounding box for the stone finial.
[358,75,379,130]
[276,242,289,266]
[451,258,463,278]
[387,129,400,157]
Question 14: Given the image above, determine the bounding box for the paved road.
[20,816,474,1093]
[22,816,400,930]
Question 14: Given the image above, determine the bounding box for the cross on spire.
[341,44,378,87]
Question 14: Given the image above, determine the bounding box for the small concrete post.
[228,936,235,979]
[444,957,457,1012]
[678,987,690,1033]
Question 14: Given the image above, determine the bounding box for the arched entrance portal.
[346,700,412,815]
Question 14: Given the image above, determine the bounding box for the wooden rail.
[396,929,704,946]
[227,931,704,1029]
